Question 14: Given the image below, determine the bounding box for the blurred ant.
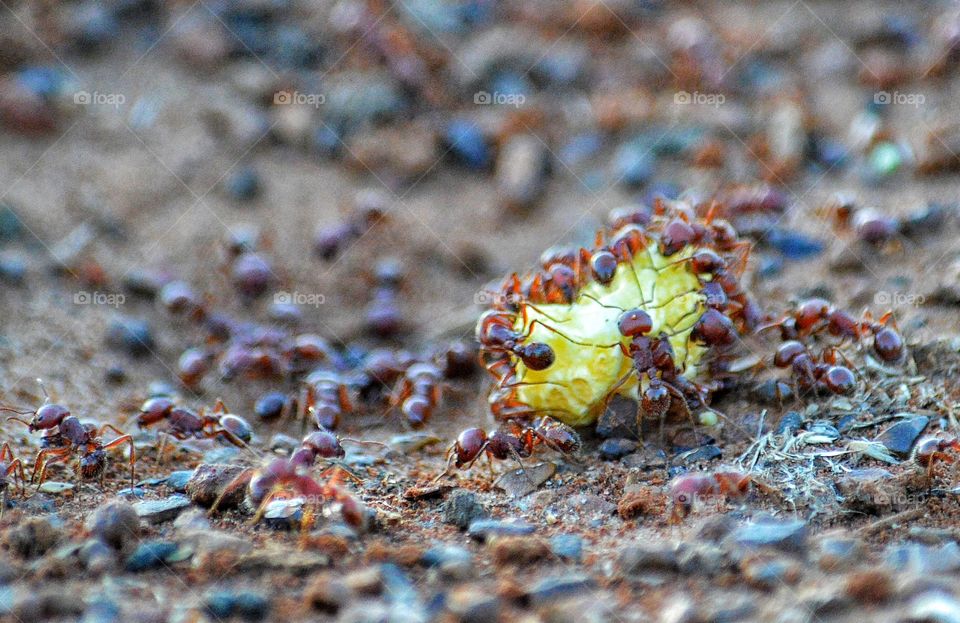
[301,372,354,431]
[210,456,367,531]
[3,384,135,490]
[137,397,253,461]
[668,469,764,522]
[435,417,581,481]
[366,258,404,338]
[913,436,960,480]
[391,362,445,428]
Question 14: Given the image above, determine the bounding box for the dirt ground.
[2,1,960,622]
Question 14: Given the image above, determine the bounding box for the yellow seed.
[499,244,708,426]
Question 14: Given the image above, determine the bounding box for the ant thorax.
[496,232,713,426]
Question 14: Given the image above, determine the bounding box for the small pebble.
[527,574,595,605]
[255,392,288,420]
[133,495,191,524]
[599,438,638,460]
[105,316,155,357]
[5,516,62,558]
[125,540,179,572]
[86,500,140,550]
[225,166,261,201]
[549,534,584,562]
[496,461,555,498]
[165,470,194,492]
[185,463,249,508]
[467,519,535,541]
[877,415,929,457]
[421,545,474,580]
[730,518,808,553]
[442,490,488,530]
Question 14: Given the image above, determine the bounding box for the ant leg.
[249,488,284,526]
[432,444,458,483]
[317,462,363,485]
[8,459,24,497]
[525,319,622,349]
[31,447,67,484]
[97,424,127,438]
[102,435,136,491]
[156,431,169,464]
[208,468,254,516]
[0,443,12,462]
[35,451,69,489]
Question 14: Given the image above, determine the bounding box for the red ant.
[366,258,404,338]
[301,371,354,431]
[476,310,556,372]
[772,341,857,395]
[668,469,761,522]
[913,436,960,480]
[391,362,445,427]
[137,397,253,461]
[761,298,905,364]
[3,389,135,490]
[210,457,367,530]
[436,417,581,480]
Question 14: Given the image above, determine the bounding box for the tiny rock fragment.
[496,462,555,498]
[185,463,250,509]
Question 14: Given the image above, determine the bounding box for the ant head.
[17,403,70,432]
[517,342,555,371]
[618,309,653,338]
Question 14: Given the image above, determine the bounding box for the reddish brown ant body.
[366,258,404,338]
[210,456,367,530]
[763,298,905,364]
[772,341,857,395]
[302,371,354,430]
[913,436,960,479]
[137,397,253,460]
[437,417,581,479]
[668,469,759,522]
[392,362,444,427]
[4,397,135,490]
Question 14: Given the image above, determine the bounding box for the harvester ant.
[3,385,136,490]
[137,397,253,460]
[435,417,581,480]
[668,469,762,522]
[912,436,960,480]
